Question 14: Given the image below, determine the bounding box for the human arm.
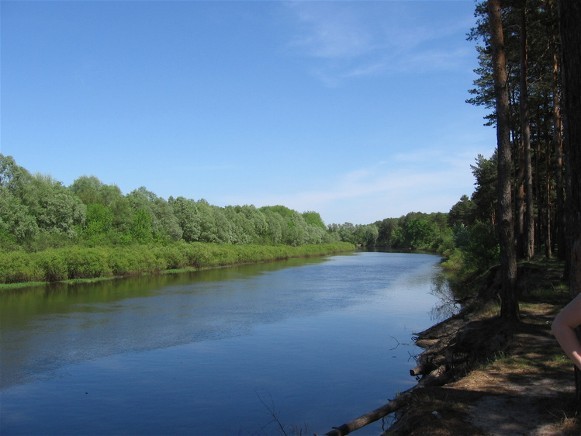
[551,293,581,370]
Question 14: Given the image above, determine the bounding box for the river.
[0,251,454,435]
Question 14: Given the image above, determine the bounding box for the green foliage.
[446,152,501,276]
[470,153,497,225]
[330,212,451,253]
[151,244,189,270]
[4,153,500,286]
[462,221,500,270]
[0,242,355,285]
[401,217,437,250]
[0,154,31,194]
[127,187,182,242]
[70,175,107,205]
[130,209,154,243]
[107,248,146,276]
[0,187,39,245]
[64,247,112,279]
[1,155,351,252]
[170,197,202,242]
[36,250,69,282]
[354,224,379,247]
[448,195,476,227]
[261,208,284,244]
[375,218,399,247]
[1,156,88,250]
[302,211,326,230]
[83,204,114,244]
[0,251,41,283]
[28,174,87,237]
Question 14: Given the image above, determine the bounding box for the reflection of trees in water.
[429,272,460,321]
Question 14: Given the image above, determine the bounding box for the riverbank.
[324,259,581,435]
[386,259,581,435]
[0,242,355,288]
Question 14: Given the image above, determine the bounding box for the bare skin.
[552,293,581,370]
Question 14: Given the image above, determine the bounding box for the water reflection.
[1,257,330,389]
[1,252,452,436]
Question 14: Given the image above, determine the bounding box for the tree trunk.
[552,41,565,260]
[559,0,581,293]
[325,391,414,436]
[546,139,553,258]
[519,0,535,260]
[516,155,526,258]
[488,0,519,320]
[559,0,581,404]
[549,0,564,260]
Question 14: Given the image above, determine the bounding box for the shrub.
[64,247,112,279]
[0,242,355,284]
[0,251,42,283]
[35,250,68,282]
[151,244,188,270]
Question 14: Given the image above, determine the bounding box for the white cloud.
[285,2,376,60]
[217,148,478,224]
[282,1,476,85]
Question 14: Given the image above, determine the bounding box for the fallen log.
[409,356,441,377]
[417,364,451,387]
[323,363,457,435]
[409,366,424,377]
[324,391,414,436]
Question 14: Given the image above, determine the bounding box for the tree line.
[329,212,453,254]
[0,154,337,251]
[0,154,461,257]
[450,0,580,320]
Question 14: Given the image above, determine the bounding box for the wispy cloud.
[282,1,475,86]
[218,148,478,224]
[285,2,377,60]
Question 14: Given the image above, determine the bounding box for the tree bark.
[559,0,581,403]
[559,0,581,295]
[488,0,519,320]
[519,0,535,260]
[546,140,553,258]
[552,41,565,260]
[325,392,413,436]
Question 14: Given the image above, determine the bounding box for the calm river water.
[0,251,453,435]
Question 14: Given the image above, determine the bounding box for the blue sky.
[1,0,495,225]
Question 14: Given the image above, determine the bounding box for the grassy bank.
[0,242,355,287]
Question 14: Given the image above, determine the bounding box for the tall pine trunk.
[546,141,553,258]
[519,0,535,260]
[552,44,565,260]
[559,0,581,295]
[559,0,581,403]
[488,0,519,321]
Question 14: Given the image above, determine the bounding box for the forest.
[452,0,581,321]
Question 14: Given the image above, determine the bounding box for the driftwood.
[325,391,413,436]
[324,364,454,436]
